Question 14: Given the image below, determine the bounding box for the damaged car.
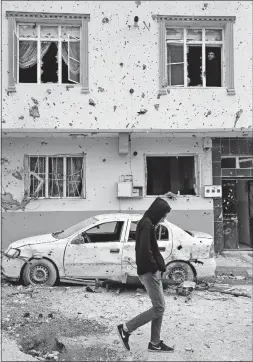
[1,214,216,286]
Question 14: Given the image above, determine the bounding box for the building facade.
[1,1,252,251]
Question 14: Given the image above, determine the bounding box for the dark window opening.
[84,221,124,243]
[221,157,236,168]
[41,42,58,83]
[19,41,37,83]
[206,47,221,87]
[187,46,202,86]
[147,156,196,196]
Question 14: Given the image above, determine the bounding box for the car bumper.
[191,257,216,278]
[1,254,25,281]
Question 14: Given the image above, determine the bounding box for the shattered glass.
[48,157,64,197]
[166,28,183,41]
[187,29,202,41]
[61,26,80,41]
[66,157,83,197]
[19,24,38,38]
[40,26,58,39]
[29,157,46,197]
[205,29,222,41]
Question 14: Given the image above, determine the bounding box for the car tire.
[163,261,195,283]
[22,258,57,287]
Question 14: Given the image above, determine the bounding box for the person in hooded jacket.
[117,197,174,353]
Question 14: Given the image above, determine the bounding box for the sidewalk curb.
[215,266,253,278]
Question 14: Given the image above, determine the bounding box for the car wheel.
[22,258,57,286]
[163,261,195,283]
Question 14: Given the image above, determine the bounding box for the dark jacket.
[135,197,171,276]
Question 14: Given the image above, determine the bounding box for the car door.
[121,219,173,278]
[64,219,127,279]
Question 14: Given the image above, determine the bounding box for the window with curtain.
[27,155,84,198]
[18,24,80,84]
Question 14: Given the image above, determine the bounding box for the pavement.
[215,251,253,278]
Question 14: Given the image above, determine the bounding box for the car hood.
[187,230,213,239]
[9,234,57,249]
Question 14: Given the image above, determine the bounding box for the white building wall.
[2,0,252,131]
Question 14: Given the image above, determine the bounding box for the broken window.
[84,221,124,243]
[221,156,253,169]
[27,155,84,198]
[166,28,222,87]
[146,156,196,196]
[17,24,80,84]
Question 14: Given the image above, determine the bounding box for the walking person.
[117,197,174,353]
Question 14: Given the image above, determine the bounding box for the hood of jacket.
[144,197,171,225]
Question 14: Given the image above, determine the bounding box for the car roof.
[95,213,143,221]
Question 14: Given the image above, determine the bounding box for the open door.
[222,180,238,249]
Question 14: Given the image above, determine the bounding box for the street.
[2,277,252,362]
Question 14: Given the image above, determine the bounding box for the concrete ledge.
[215,266,253,278]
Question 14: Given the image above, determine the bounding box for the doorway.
[222,179,253,249]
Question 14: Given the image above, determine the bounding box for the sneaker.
[117,324,130,351]
[148,340,174,353]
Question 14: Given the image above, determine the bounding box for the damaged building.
[1,1,252,252]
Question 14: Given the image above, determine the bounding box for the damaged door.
[222,180,238,249]
[64,220,127,279]
[121,219,173,279]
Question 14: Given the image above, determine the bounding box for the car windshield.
[52,217,98,239]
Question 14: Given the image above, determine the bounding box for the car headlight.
[4,248,20,258]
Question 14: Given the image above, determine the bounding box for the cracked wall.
[2,1,252,131]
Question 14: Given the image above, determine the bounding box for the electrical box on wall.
[204,185,222,198]
[118,182,132,197]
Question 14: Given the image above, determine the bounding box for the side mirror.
[72,235,85,245]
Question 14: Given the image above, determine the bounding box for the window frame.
[221,155,253,169]
[144,153,199,197]
[166,27,224,88]
[6,11,90,93]
[17,23,81,85]
[153,15,236,95]
[24,153,86,199]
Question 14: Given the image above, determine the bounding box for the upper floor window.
[24,154,85,199]
[166,28,222,88]
[18,24,81,84]
[6,11,90,93]
[153,15,236,95]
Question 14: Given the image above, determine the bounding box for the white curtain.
[19,41,51,69]
[19,41,80,75]
[62,42,80,75]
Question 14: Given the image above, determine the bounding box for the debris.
[205,110,211,117]
[177,281,196,296]
[89,99,96,107]
[18,115,24,120]
[136,288,145,293]
[154,104,159,111]
[137,109,147,115]
[135,0,141,7]
[119,62,123,67]
[38,313,43,318]
[86,286,96,293]
[1,157,9,164]
[204,343,210,348]
[113,105,117,112]
[23,312,30,318]
[185,347,194,352]
[143,64,147,70]
[234,276,246,280]
[141,93,145,98]
[164,191,177,200]
[208,286,251,298]
[98,87,105,92]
